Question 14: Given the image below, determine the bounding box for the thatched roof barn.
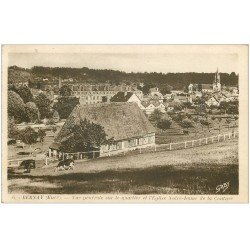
[49,102,156,158]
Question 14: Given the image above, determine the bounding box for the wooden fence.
[57,131,239,161]
[8,131,238,167]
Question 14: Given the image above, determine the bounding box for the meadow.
[8,138,239,195]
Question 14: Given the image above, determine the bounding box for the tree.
[171,101,184,112]
[37,129,46,142]
[25,102,39,122]
[197,84,202,92]
[149,109,163,124]
[195,103,206,116]
[18,127,38,153]
[157,118,172,131]
[160,84,173,95]
[217,117,222,133]
[227,101,239,114]
[226,118,231,130]
[183,119,193,127]
[8,90,27,123]
[60,119,113,153]
[59,85,72,97]
[34,93,51,119]
[200,119,211,132]
[54,97,79,119]
[181,118,194,130]
[183,85,189,93]
[14,86,33,103]
[8,118,19,139]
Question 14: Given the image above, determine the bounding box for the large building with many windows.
[67,83,143,105]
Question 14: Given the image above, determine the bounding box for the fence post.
[108,150,111,157]
[45,157,48,166]
[93,151,95,158]
[205,138,208,144]
[217,135,220,142]
[184,141,187,148]
[169,143,172,151]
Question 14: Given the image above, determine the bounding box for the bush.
[157,118,172,130]
[200,119,209,126]
[8,118,20,139]
[181,118,194,128]
[18,127,38,145]
[149,109,163,124]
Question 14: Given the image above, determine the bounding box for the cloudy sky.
[8,52,238,74]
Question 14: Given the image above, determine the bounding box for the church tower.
[213,68,221,92]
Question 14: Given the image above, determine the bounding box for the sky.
[8,52,238,74]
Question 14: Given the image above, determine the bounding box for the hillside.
[8,139,238,194]
[8,65,239,94]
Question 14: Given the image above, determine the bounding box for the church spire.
[213,67,221,92]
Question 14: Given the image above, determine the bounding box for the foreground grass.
[8,139,238,195]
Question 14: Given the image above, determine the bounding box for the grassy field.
[8,138,239,195]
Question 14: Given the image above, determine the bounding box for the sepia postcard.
[1,45,248,203]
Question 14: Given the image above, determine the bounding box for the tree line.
[8,66,239,94]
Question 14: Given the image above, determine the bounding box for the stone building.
[67,83,143,105]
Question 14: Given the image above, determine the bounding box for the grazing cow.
[20,159,36,173]
[55,159,75,172]
[183,130,189,135]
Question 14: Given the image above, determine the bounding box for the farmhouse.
[205,96,220,107]
[140,100,167,115]
[49,102,155,158]
[110,92,143,108]
[149,87,164,99]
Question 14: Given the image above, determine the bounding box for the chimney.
[59,77,62,89]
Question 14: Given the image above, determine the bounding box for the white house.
[205,96,220,107]
[110,92,143,108]
[140,100,167,115]
[149,87,164,99]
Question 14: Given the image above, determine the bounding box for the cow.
[55,159,75,172]
[20,159,36,173]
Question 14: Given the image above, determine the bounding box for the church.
[212,68,221,92]
[188,68,221,93]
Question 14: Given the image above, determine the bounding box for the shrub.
[157,118,172,130]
